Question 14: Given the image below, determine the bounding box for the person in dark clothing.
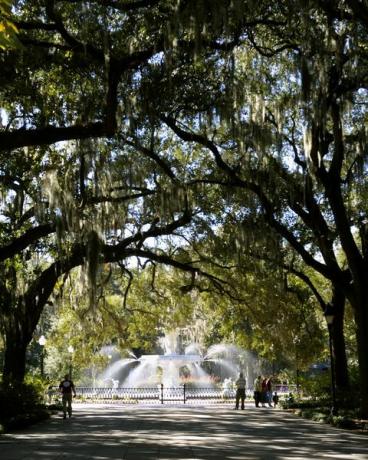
[59,374,76,419]
[266,377,273,407]
[254,375,262,407]
[261,377,268,407]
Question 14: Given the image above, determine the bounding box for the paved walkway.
[0,403,367,459]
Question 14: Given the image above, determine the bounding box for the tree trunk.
[2,288,53,384]
[1,259,70,384]
[330,288,350,392]
[349,285,368,418]
[2,321,30,384]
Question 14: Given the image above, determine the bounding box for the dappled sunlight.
[1,405,367,459]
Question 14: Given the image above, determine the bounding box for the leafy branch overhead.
[1,0,368,417]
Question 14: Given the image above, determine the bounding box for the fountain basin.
[139,354,203,364]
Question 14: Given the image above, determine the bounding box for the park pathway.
[0,403,367,460]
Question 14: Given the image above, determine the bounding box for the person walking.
[266,377,273,407]
[253,375,262,407]
[59,374,76,419]
[261,377,268,407]
[234,372,246,409]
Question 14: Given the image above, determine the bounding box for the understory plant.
[0,376,49,431]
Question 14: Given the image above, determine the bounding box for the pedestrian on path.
[253,375,262,407]
[234,372,246,410]
[266,377,273,407]
[261,377,268,407]
[59,374,76,419]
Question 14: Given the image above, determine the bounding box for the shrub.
[0,380,49,430]
[332,416,356,429]
[298,372,331,400]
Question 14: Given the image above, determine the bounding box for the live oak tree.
[126,4,352,391]
[0,0,287,383]
[93,0,363,412]
[1,0,368,417]
[152,2,368,415]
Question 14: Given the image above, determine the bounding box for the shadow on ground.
[0,404,367,459]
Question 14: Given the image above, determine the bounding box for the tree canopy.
[1,0,368,416]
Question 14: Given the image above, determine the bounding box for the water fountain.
[97,331,260,390]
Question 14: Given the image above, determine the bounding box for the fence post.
[160,383,164,404]
[183,383,186,404]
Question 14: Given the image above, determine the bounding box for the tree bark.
[330,287,350,393]
[2,318,31,384]
[348,281,368,417]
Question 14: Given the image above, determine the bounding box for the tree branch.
[0,223,56,262]
[121,135,178,182]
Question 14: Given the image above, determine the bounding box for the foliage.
[0,0,367,416]
[142,0,368,411]
[26,223,329,383]
[298,371,331,400]
[282,403,367,432]
[0,0,21,50]
[195,234,326,371]
[0,379,48,431]
[38,263,204,382]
